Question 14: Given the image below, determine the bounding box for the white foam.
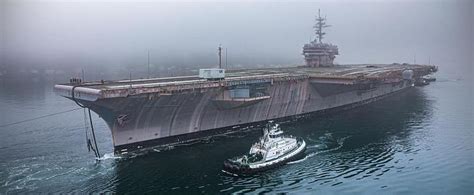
[96,152,122,161]
[291,136,352,163]
[287,155,309,164]
[221,169,239,177]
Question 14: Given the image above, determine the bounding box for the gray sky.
[1,0,472,77]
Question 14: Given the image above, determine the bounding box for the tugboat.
[223,122,306,175]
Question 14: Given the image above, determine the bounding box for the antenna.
[218,45,222,69]
[414,54,417,64]
[314,9,330,43]
[81,69,85,82]
[147,50,150,79]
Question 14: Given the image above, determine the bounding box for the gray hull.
[81,79,413,151]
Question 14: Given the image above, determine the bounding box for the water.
[0,75,472,194]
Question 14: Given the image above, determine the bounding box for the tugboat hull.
[223,139,306,175]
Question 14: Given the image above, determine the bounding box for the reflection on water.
[110,89,434,194]
[1,79,473,194]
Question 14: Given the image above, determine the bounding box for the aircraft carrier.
[54,10,437,154]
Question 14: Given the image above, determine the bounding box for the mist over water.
[1,0,472,81]
[0,0,473,194]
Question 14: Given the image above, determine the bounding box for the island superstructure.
[303,9,339,67]
[54,11,437,153]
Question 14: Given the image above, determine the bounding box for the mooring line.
[0,108,83,127]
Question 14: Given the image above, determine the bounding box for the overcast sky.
[1,0,472,77]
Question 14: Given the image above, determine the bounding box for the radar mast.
[314,9,330,43]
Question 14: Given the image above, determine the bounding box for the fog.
[0,0,472,81]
